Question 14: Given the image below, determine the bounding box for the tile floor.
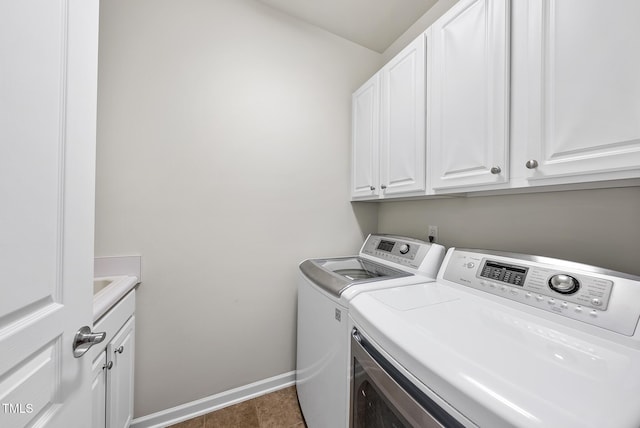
[168,386,307,428]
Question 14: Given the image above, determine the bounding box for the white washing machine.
[349,248,640,427]
[296,234,446,428]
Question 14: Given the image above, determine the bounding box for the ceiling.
[257,0,438,53]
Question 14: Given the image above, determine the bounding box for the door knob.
[380,184,387,190]
[369,185,375,191]
[73,326,106,358]
[525,159,539,169]
[490,166,501,174]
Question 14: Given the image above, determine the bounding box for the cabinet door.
[351,74,380,199]
[92,352,107,428]
[379,35,426,196]
[429,0,510,190]
[107,316,135,428]
[523,0,640,180]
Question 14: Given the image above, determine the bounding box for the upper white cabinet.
[351,74,380,199]
[351,0,640,200]
[520,0,640,182]
[379,34,426,196]
[428,0,510,191]
[351,35,426,200]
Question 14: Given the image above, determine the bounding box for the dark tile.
[204,400,260,428]
[254,386,306,428]
[167,415,205,428]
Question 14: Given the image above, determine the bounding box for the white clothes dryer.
[349,248,640,428]
[296,234,445,428]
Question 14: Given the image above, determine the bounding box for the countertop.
[93,275,139,322]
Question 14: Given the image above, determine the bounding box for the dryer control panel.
[443,249,640,336]
[477,259,613,310]
[360,234,445,279]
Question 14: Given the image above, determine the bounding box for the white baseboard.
[130,371,296,428]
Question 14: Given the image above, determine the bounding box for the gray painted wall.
[95,0,379,417]
[377,187,640,275]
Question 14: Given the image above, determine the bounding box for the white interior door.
[0,1,99,427]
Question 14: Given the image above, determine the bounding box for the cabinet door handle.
[380,185,387,190]
[369,185,376,191]
[103,361,114,370]
[115,346,124,354]
[525,159,539,169]
[490,166,501,174]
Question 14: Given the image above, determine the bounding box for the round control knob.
[548,274,580,294]
[399,244,410,254]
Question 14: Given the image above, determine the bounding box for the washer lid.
[350,283,640,428]
[300,257,410,297]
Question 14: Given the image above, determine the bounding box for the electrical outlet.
[428,225,438,243]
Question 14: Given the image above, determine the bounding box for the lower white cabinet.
[108,317,135,428]
[92,353,107,428]
[92,291,136,428]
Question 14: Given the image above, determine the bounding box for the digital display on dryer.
[377,240,395,252]
[481,261,528,286]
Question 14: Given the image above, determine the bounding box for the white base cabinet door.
[428,0,510,191]
[522,0,640,182]
[107,316,135,428]
[92,353,107,428]
[92,314,135,428]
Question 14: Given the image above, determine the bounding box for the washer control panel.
[362,236,420,267]
[360,234,444,278]
[443,249,640,336]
